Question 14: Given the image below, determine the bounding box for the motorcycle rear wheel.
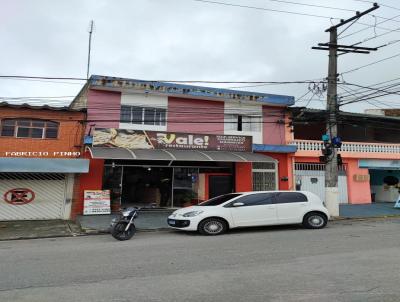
[111,222,136,241]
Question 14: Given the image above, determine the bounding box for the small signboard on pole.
[394,195,400,209]
[84,190,111,215]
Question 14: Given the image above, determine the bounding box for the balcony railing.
[290,140,400,154]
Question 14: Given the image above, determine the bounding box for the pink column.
[346,158,371,204]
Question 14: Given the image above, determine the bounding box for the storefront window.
[102,161,233,210]
[102,166,123,209]
[172,168,199,207]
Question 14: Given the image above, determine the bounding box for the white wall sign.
[83,190,111,215]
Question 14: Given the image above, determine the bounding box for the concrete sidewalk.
[1,203,400,241]
[0,220,82,241]
[340,202,400,218]
[76,209,174,233]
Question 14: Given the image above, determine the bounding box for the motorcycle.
[110,207,140,241]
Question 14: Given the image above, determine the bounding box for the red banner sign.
[93,129,252,152]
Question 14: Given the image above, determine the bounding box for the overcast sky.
[1,0,400,112]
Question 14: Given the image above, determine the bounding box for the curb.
[331,214,400,222]
[81,227,172,235]
[0,232,85,242]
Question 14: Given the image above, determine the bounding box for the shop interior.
[102,161,234,209]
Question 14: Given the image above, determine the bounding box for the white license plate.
[169,220,176,225]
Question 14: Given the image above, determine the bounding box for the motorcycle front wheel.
[111,221,136,241]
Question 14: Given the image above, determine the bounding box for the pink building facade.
[290,108,400,204]
[70,75,296,214]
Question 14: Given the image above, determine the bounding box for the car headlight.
[182,211,204,217]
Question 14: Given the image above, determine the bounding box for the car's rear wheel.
[198,218,227,235]
[303,212,327,229]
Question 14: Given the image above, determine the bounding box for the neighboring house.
[70,75,296,214]
[290,107,400,204]
[0,102,89,220]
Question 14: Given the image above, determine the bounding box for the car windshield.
[198,193,242,206]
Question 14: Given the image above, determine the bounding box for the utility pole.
[312,3,379,217]
[325,27,339,216]
[86,20,94,80]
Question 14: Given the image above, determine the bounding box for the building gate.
[294,163,348,204]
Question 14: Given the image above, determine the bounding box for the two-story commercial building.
[70,75,296,214]
[0,102,89,220]
[290,107,400,204]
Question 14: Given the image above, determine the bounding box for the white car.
[167,191,329,235]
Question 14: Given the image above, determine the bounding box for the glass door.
[172,168,199,207]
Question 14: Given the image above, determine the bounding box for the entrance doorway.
[121,167,172,208]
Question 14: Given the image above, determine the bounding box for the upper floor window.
[0,119,59,139]
[120,105,166,126]
[225,114,261,132]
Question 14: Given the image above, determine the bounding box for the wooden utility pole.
[312,3,379,216]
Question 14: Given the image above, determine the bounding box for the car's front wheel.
[302,212,327,229]
[198,218,227,235]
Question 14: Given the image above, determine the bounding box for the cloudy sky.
[1,0,400,112]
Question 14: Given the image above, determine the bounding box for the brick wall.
[0,107,86,157]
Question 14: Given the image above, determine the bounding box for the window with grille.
[0,119,59,139]
[120,105,166,126]
[252,162,277,191]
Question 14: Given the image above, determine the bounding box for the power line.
[0,96,75,99]
[0,75,327,85]
[338,84,387,109]
[339,88,400,106]
[263,0,355,12]
[0,75,87,81]
[190,0,341,19]
[338,76,400,97]
[340,13,400,39]
[190,0,400,36]
[341,52,400,75]
[340,81,400,96]
[351,24,400,45]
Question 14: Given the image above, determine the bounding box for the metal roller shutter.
[0,173,66,220]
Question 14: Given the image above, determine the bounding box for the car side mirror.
[232,202,244,207]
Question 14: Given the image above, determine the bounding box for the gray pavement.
[0,220,81,240]
[1,218,400,301]
[76,209,174,232]
[340,202,400,218]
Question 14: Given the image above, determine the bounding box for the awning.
[89,147,277,163]
[359,159,400,170]
[0,158,90,173]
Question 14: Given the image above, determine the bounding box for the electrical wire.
[338,85,386,109]
[263,0,355,12]
[351,24,400,46]
[340,13,400,39]
[190,0,341,19]
[341,52,400,75]
[338,76,400,97]
[340,81,400,96]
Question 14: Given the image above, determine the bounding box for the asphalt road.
[1,218,400,302]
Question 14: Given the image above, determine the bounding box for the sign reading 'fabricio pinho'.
[93,128,252,152]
